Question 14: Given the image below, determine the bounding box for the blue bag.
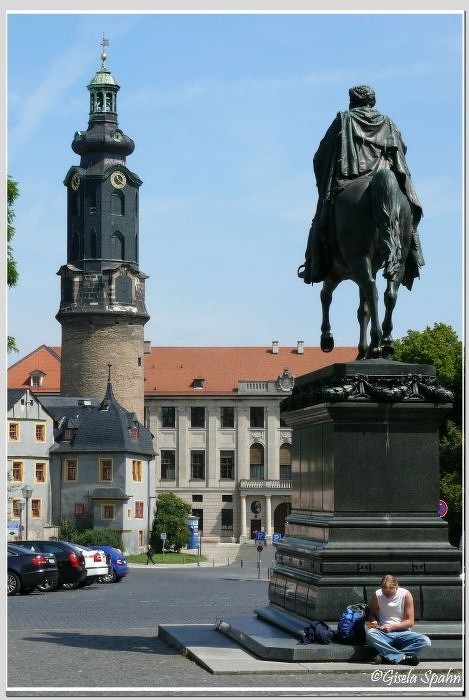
[336,603,369,645]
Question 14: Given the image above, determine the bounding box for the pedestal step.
[215,606,462,662]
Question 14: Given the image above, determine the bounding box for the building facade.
[8,343,356,549]
[7,389,55,540]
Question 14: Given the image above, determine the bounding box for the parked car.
[19,540,87,591]
[73,545,111,585]
[90,545,128,583]
[7,544,59,596]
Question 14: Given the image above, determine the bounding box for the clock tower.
[57,41,149,422]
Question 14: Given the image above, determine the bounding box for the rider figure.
[299,85,424,285]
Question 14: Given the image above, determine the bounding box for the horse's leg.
[381,279,399,359]
[348,255,381,358]
[357,287,370,359]
[320,279,337,352]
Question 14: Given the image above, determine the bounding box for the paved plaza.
[7,557,463,697]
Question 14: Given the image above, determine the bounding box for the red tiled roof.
[144,346,357,395]
[8,344,357,396]
[7,345,62,393]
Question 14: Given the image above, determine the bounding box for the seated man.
[366,574,431,666]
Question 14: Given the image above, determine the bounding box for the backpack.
[336,603,369,645]
[299,620,334,645]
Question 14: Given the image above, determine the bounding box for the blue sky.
[7,11,463,362]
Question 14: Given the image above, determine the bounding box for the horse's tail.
[370,169,407,280]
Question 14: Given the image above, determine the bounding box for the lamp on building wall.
[17,500,25,541]
[21,485,33,540]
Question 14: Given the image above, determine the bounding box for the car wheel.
[100,569,117,584]
[114,575,124,583]
[59,581,80,590]
[8,572,21,596]
[78,578,94,588]
[36,579,59,593]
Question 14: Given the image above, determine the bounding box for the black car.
[8,544,59,596]
[19,540,87,591]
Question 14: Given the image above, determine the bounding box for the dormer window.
[64,428,76,441]
[129,426,139,440]
[30,371,44,388]
[192,378,205,389]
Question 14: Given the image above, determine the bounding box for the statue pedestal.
[270,360,461,621]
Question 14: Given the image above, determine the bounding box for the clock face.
[112,129,123,143]
[111,171,126,189]
[71,173,80,191]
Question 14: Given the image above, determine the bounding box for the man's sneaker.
[371,655,384,665]
[398,654,419,666]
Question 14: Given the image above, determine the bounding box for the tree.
[151,492,191,553]
[7,176,19,353]
[393,323,462,546]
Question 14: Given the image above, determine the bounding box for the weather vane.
[100,35,109,66]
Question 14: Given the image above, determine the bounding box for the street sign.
[160,532,167,540]
[8,522,19,537]
[438,500,448,518]
[257,545,263,553]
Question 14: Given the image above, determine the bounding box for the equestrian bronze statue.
[298,85,424,360]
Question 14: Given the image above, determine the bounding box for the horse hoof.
[365,346,382,360]
[381,343,395,359]
[321,334,334,353]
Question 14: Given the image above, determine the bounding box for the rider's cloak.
[313,106,423,226]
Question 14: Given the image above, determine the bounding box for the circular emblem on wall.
[251,500,262,515]
[277,368,294,392]
[111,129,124,143]
[70,173,81,191]
[110,171,127,189]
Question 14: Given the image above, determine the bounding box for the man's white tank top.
[376,586,408,627]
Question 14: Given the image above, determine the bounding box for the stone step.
[215,608,463,663]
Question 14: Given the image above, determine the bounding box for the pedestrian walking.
[146,543,156,564]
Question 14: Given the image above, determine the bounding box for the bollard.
[240,560,244,568]
[227,557,230,567]
[212,558,215,567]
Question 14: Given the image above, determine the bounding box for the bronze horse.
[306,168,417,360]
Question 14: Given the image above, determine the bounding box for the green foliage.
[439,420,463,476]
[126,551,205,565]
[58,518,79,542]
[58,518,123,549]
[151,492,191,553]
[393,322,462,402]
[7,176,19,287]
[394,323,463,546]
[72,528,123,550]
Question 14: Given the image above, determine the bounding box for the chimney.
[297,340,304,354]
[272,340,279,354]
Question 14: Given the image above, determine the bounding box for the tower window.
[72,232,80,260]
[111,191,124,216]
[90,229,98,258]
[111,231,125,260]
[115,275,132,303]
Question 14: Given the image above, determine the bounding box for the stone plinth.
[270,360,462,621]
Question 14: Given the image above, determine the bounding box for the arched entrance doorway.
[273,502,291,536]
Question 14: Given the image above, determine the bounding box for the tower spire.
[100,35,109,68]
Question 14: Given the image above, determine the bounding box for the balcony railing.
[239,479,292,490]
